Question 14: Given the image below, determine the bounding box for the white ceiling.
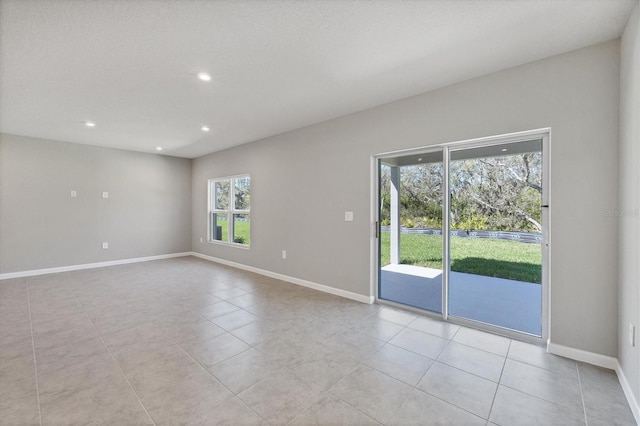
[0,0,636,159]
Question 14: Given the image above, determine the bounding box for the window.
[208,175,250,246]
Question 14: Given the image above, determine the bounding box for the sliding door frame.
[371,128,550,344]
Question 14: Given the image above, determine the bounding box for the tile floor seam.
[176,344,267,423]
[271,367,334,425]
[576,362,589,426]
[359,344,428,423]
[312,389,385,426]
[386,337,449,360]
[67,284,157,426]
[486,339,512,423]
[430,358,503,384]
[497,382,587,419]
[449,323,463,340]
[96,334,158,426]
[25,282,43,426]
[392,355,492,423]
[505,349,578,377]
[411,385,490,422]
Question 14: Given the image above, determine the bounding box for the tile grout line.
[66,283,157,426]
[487,339,512,423]
[315,389,384,426]
[176,345,267,424]
[96,334,157,426]
[25,282,43,426]
[392,337,492,423]
[576,363,589,426]
[367,325,512,423]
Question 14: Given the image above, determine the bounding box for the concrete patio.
[380,264,542,336]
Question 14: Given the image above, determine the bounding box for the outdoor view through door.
[378,137,545,337]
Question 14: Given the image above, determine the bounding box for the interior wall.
[619,1,640,408]
[0,134,192,273]
[193,40,621,357]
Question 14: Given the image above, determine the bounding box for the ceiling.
[0,0,636,159]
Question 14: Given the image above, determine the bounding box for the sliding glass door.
[378,150,443,313]
[447,140,543,336]
[377,133,547,338]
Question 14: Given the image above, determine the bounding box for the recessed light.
[501,148,508,152]
[83,121,96,127]
[155,146,163,151]
[418,158,422,162]
[197,72,212,82]
[201,125,210,132]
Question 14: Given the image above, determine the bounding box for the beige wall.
[0,134,192,273]
[193,40,621,357]
[619,1,640,409]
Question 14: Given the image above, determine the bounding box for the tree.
[380,152,542,232]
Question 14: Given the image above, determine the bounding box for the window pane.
[233,214,250,245]
[212,213,228,241]
[214,181,230,210]
[234,176,250,211]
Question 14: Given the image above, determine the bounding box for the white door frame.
[370,128,551,344]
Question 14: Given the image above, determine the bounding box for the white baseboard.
[548,342,639,425]
[616,361,640,425]
[0,252,192,280]
[190,251,374,305]
[547,342,618,370]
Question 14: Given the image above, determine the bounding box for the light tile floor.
[0,257,636,425]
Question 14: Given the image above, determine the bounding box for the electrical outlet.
[200,237,203,243]
[345,211,354,222]
[102,192,109,198]
[282,250,287,259]
[630,323,636,347]
[70,190,77,198]
[102,242,108,250]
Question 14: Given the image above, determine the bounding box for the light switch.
[345,211,354,222]
[102,192,109,199]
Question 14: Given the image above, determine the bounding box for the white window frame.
[208,174,250,247]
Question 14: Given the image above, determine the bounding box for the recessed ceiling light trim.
[155,146,163,151]
[83,121,96,127]
[201,125,210,132]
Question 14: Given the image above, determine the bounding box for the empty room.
[1,0,639,425]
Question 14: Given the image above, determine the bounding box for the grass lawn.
[214,220,250,245]
[380,232,541,283]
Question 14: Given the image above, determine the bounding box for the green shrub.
[401,218,415,228]
[453,216,489,230]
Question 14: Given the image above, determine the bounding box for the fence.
[380,226,542,244]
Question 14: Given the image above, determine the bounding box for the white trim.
[547,342,618,369]
[0,252,192,280]
[374,128,551,159]
[191,252,374,305]
[616,361,640,425]
[369,155,379,301]
[372,128,550,340]
[208,174,251,246]
[442,145,450,321]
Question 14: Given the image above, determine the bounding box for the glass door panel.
[447,140,543,335]
[378,150,444,313]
